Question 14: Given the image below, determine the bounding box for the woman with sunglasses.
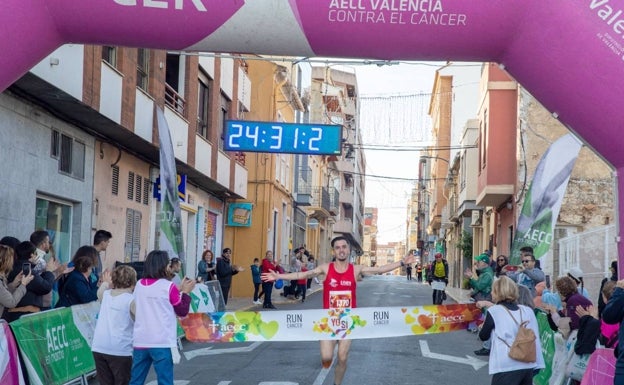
[495,255,509,278]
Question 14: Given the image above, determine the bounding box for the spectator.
[464,253,494,302]
[260,251,277,309]
[216,248,243,305]
[129,250,195,385]
[555,275,592,331]
[602,278,624,385]
[495,255,509,278]
[533,281,546,309]
[0,244,32,316]
[0,236,20,251]
[595,280,619,348]
[168,257,182,286]
[197,250,216,282]
[93,229,112,280]
[567,267,590,299]
[505,251,545,297]
[250,258,262,305]
[416,263,423,282]
[29,230,50,274]
[541,276,563,312]
[297,261,308,303]
[3,241,57,321]
[57,246,100,307]
[306,256,316,289]
[476,276,545,384]
[598,260,617,318]
[92,265,137,385]
[406,263,412,281]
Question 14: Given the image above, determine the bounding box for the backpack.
[498,306,537,363]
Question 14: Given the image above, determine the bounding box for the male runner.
[262,236,415,385]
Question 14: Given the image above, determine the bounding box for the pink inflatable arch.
[3,0,624,265]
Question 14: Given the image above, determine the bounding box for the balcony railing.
[310,187,331,212]
[165,83,186,118]
[294,166,312,206]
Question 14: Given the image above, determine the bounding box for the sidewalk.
[445,286,474,304]
[225,281,324,311]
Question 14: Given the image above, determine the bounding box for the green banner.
[510,134,582,265]
[10,305,97,385]
[533,310,556,385]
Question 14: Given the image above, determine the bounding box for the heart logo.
[418,314,434,330]
[259,321,279,339]
[401,308,407,313]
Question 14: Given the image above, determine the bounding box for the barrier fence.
[0,285,616,385]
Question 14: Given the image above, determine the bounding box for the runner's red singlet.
[323,263,357,309]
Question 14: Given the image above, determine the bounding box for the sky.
[354,62,446,244]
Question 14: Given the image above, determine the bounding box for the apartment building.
[309,66,365,260]
[423,63,614,291]
[1,44,249,278]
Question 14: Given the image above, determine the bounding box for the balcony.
[334,218,353,234]
[334,160,354,175]
[165,83,186,118]
[294,166,313,206]
[307,187,332,218]
[339,188,353,207]
[294,186,312,206]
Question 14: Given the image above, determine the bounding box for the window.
[35,197,72,263]
[53,130,85,179]
[197,71,211,139]
[142,176,149,205]
[51,130,60,158]
[102,46,117,68]
[480,110,488,169]
[127,171,135,200]
[124,208,142,262]
[135,174,142,203]
[218,92,231,149]
[165,54,186,116]
[137,49,149,91]
[126,171,149,205]
[112,165,119,195]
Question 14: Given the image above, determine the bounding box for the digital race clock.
[224,120,343,155]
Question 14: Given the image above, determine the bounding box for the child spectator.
[92,265,137,385]
[251,258,262,305]
[129,250,195,385]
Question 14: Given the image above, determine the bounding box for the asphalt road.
[91,275,492,385]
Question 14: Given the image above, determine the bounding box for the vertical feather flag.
[156,107,185,262]
[510,134,582,265]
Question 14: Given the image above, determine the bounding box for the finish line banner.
[181,303,482,343]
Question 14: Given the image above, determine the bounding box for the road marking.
[183,341,263,360]
[258,382,299,384]
[312,351,336,385]
[419,340,488,370]
[147,381,190,385]
[312,367,331,385]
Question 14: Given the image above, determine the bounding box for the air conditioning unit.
[470,210,482,226]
